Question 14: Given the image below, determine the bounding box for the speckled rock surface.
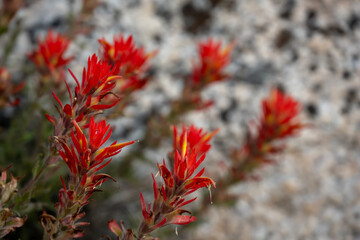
[3,0,360,239]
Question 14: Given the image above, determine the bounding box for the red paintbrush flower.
[191,39,234,88]
[137,127,215,238]
[28,30,73,73]
[98,34,155,104]
[159,147,215,197]
[57,117,135,174]
[178,39,233,112]
[71,54,120,99]
[46,54,123,142]
[231,88,303,180]
[259,88,302,139]
[42,117,135,239]
[98,34,153,77]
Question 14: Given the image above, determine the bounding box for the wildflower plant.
[41,118,134,239]
[108,125,216,240]
[230,88,303,181]
[0,15,305,239]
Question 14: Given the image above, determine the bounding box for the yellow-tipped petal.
[182,133,187,158]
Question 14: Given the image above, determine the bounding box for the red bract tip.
[45,114,55,126]
[88,117,111,151]
[139,192,151,223]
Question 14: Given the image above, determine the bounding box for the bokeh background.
[2,0,360,239]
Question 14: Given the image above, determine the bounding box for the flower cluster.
[258,88,303,139]
[231,88,303,180]
[46,54,121,145]
[0,67,24,109]
[190,39,233,89]
[36,32,155,239]
[175,39,234,112]
[98,35,154,100]
[57,117,134,175]
[139,126,216,236]
[99,35,151,76]
[41,117,134,239]
[109,125,216,239]
[28,30,73,78]
[38,31,142,239]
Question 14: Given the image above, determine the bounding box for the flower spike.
[42,117,135,238]
[231,88,304,180]
[137,125,216,239]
